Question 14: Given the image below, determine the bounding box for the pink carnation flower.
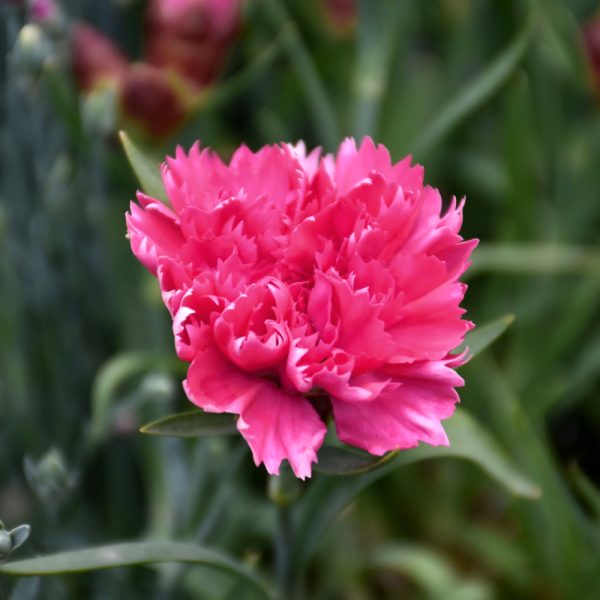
[126,138,477,479]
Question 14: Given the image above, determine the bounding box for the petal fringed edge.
[184,347,326,478]
[126,192,184,274]
[332,358,463,455]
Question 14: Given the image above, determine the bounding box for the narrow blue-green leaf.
[315,446,397,476]
[8,577,40,600]
[457,314,515,359]
[0,542,273,599]
[370,544,457,594]
[119,131,168,205]
[411,0,537,157]
[402,409,541,499]
[140,410,237,438]
[316,411,540,497]
[292,409,540,572]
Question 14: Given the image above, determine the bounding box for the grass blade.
[412,0,537,158]
[119,131,168,205]
[0,541,273,599]
[458,314,515,359]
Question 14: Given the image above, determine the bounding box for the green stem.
[275,503,294,600]
[268,467,303,599]
[260,0,340,150]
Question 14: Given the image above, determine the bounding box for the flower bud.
[81,86,119,138]
[71,22,129,93]
[0,522,31,561]
[322,0,356,34]
[137,371,176,403]
[584,16,600,95]
[0,530,12,561]
[144,0,242,90]
[24,448,77,508]
[12,23,52,73]
[8,525,31,553]
[120,63,187,137]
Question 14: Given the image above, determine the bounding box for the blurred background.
[2,0,600,598]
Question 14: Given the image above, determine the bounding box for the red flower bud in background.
[71,24,186,137]
[120,63,187,137]
[72,23,129,92]
[583,15,600,93]
[322,0,356,34]
[144,0,242,91]
[71,1,242,137]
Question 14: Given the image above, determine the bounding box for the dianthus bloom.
[126,138,477,478]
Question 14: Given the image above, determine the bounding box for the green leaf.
[353,0,405,137]
[411,0,537,158]
[140,410,238,438]
[537,0,588,84]
[42,61,85,147]
[370,544,493,600]
[399,409,541,499]
[119,131,169,205]
[0,541,273,599]
[458,314,515,359]
[317,409,540,495]
[315,446,397,476]
[569,463,600,523]
[292,409,540,573]
[371,545,457,596]
[314,313,514,475]
[190,33,284,114]
[8,577,40,600]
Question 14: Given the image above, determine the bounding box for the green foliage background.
[2,0,600,598]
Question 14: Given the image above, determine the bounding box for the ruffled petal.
[126,192,184,274]
[308,270,396,372]
[184,346,258,413]
[213,280,291,372]
[184,346,327,478]
[332,358,463,455]
[238,388,327,479]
